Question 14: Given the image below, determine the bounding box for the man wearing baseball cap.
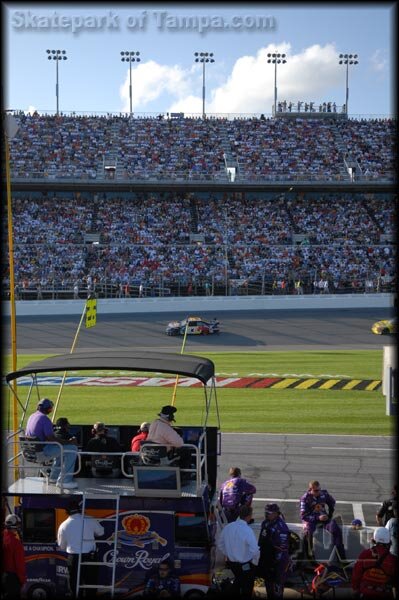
[352,527,397,598]
[57,499,104,598]
[147,406,184,453]
[130,422,150,452]
[25,398,78,489]
[258,503,290,599]
[84,422,122,477]
[351,519,363,530]
[2,514,27,599]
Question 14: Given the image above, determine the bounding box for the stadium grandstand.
[3,110,396,300]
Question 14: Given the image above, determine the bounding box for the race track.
[5,307,392,353]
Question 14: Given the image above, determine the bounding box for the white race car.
[166,316,220,336]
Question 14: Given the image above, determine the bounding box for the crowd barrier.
[3,293,393,316]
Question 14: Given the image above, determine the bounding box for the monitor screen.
[106,426,120,444]
[68,425,83,446]
[182,427,203,445]
[175,513,209,546]
[133,466,181,497]
[23,509,56,543]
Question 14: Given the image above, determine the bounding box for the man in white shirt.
[217,505,259,599]
[147,406,184,453]
[145,405,195,476]
[57,499,104,598]
[385,502,397,556]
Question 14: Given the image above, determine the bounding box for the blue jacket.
[258,516,290,567]
[300,489,335,524]
[219,477,256,509]
[144,573,181,597]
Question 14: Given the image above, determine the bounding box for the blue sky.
[3,2,395,116]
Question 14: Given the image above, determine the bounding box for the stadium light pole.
[46,49,67,115]
[267,52,287,115]
[194,52,215,119]
[120,51,141,115]
[338,53,359,115]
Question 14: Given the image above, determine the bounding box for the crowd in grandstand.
[336,119,396,181]
[117,118,225,179]
[9,113,396,181]
[10,114,112,179]
[226,118,345,180]
[3,193,395,298]
[10,196,91,244]
[95,194,193,245]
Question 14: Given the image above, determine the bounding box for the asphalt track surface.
[5,306,394,353]
[4,307,396,527]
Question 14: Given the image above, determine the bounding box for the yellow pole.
[5,130,19,474]
[52,303,87,422]
[171,320,189,406]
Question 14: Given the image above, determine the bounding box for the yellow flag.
[86,298,97,328]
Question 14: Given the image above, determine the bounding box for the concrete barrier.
[3,293,393,316]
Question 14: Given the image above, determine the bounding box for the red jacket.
[2,529,27,585]
[352,544,397,597]
[131,431,148,452]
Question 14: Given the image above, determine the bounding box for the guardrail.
[7,109,395,120]
[78,443,204,495]
[7,435,81,494]
[7,440,206,496]
[9,172,396,184]
[2,292,394,316]
[4,278,395,301]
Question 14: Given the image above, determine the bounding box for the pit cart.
[4,351,221,599]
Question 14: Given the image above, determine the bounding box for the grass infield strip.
[4,349,393,436]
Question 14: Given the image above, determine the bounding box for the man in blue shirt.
[258,503,290,599]
[300,480,345,560]
[25,398,78,489]
[143,560,181,598]
[219,467,256,523]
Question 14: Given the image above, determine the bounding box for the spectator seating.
[9,114,396,181]
[2,193,395,297]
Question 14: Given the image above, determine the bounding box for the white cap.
[373,527,391,544]
[5,514,21,528]
[140,422,150,431]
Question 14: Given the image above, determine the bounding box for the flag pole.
[4,121,19,477]
[52,302,87,422]
[171,320,189,406]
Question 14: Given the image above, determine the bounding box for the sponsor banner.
[7,376,382,390]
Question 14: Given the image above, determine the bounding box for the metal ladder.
[215,499,228,530]
[76,493,120,598]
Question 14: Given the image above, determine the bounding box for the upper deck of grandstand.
[8,112,396,185]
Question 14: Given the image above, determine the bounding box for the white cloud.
[25,105,37,115]
[119,43,346,115]
[167,94,203,114]
[207,43,342,114]
[370,49,387,72]
[120,60,193,112]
